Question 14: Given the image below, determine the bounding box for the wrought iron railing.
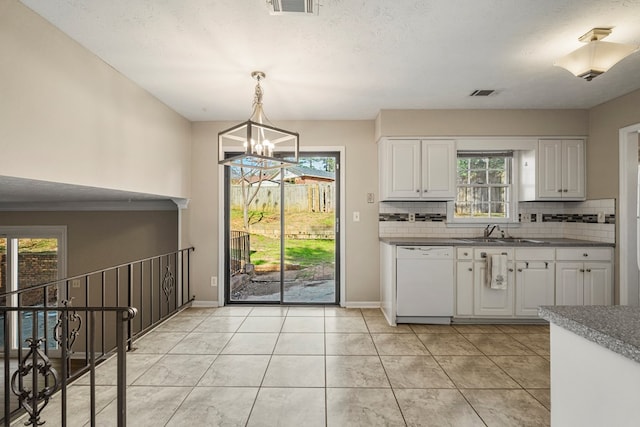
[2,306,136,426]
[0,247,195,426]
[230,231,250,275]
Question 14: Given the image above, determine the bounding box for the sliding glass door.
[225,153,340,304]
[1,227,66,353]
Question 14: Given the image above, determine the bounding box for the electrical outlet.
[597,212,606,223]
[353,211,360,222]
[408,213,416,222]
[521,213,531,223]
[366,193,375,203]
[210,276,217,287]
[71,279,82,288]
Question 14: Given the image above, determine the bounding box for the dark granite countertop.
[380,237,613,247]
[539,305,640,364]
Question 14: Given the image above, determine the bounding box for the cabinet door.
[456,261,474,316]
[383,139,421,199]
[421,140,455,199]
[515,261,555,316]
[583,262,612,305]
[474,261,514,316]
[556,262,584,305]
[538,139,563,198]
[562,139,585,199]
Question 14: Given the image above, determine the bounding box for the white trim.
[446,151,520,225]
[456,137,539,151]
[1,226,67,356]
[218,146,346,306]
[190,300,220,308]
[0,200,179,211]
[171,198,190,209]
[343,301,381,308]
[618,123,640,306]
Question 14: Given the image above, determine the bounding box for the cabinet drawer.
[457,248,473,260]
[473,248,514,261]
[515,248,555,261]
[556,248,612,261]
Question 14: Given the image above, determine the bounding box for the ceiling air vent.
[267,0,317,15]
[470,89,496,97]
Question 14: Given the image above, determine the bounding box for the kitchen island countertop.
[539,305,640,364]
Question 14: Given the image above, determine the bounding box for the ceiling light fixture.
[218,71,299,170]
[555,28,638,81]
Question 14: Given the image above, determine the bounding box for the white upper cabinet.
[538,139,585,199]
[521,139,585,201]
[379,138,456,201]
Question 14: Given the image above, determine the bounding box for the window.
[453,151,514,221]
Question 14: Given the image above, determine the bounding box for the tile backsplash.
[379,199,615,244]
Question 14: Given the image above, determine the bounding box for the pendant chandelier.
[218,71,299,170]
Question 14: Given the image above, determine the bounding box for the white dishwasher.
[396,246,454,323]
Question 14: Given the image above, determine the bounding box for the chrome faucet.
[484,224,500,238]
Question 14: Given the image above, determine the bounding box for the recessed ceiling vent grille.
[268,0,317,15]
[470,89,496,97]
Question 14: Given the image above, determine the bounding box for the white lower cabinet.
[555,248,613,306]
[473,257,515,316]
[555,262,583,305]
[583,263,613,305]
[455,259,474,316]
[455,246,610,319]
[515,261,555,316]
[455,248,516,317]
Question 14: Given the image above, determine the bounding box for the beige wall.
[587,88,640,301]
[0,1,191,199]
[588,89,640,199]
[0,210,178,275]
[376,109,589,139]
[187,110,589,305]
[188,120,378,304]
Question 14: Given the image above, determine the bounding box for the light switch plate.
[597,212,606,223]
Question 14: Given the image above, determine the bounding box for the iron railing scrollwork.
[10,337,59,426]
[0,247,194,426]
[162,265,175,302]
[53,299,82,353]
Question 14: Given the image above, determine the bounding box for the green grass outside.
[230,207,335,267]
[0,238,58,253]
[250,234,334,267]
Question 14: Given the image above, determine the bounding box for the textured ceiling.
[18,0,640,122]
[7,0,640,204]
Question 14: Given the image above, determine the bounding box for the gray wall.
[0,210,178,276]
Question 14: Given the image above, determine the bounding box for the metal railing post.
[127,264,133,351]
[60,309,68,427]
[3,313,10,427]
[89,311,96,426]
[116,310,127,427]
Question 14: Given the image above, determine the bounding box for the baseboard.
[343,301,381,308]
[190,300,222,308]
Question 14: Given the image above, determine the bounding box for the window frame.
[447,151,519,225]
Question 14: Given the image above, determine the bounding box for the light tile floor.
[27,306,551,426]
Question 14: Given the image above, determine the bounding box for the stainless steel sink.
[455,238,548,244]
[454,238,503,244]
[498,238,548,244]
